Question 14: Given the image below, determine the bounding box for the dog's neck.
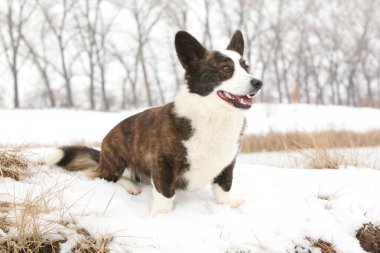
[174,85,246,122]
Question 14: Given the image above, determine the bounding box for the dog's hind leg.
[116,169,142,195]
[97,147,142,195]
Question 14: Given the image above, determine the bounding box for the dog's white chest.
[182,114,244,191]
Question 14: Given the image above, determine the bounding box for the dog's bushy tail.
[44,146,100,178]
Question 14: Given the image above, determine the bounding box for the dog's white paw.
[212,183,244,208]
[151,188,174,215]
[117,178,142,195]
[151,201,173,215]
[217,198,245,208]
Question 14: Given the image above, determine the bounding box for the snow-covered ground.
[1,103,380,146]
[1,154,379,253]
[238,146,380,169]
[1,104,380,252]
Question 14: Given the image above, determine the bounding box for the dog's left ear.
[175,31,207,70]
[227,30,244,56]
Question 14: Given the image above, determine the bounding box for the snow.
[238,146,380,169]
[1,103,380,146]
[245,103,380,134]
[1,155,380,253]
[1,104,380,252]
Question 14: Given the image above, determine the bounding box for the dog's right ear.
[175,31,207,70]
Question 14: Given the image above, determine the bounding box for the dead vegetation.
[241,130,380,153]
[0,149,30,180]
[242,130,379,169]
[0,185,112,253]
[311,239,336,253]
[0,237,65,253]
[356,223,380,253]
[0,203,112,253]
[0,188,63,252]
[0,216,11,233]
[294,148,370,169]
[294,237,336,253]
[72,228,111,253]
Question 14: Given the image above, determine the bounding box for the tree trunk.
[59,39,73,107]
[12,65,19,108]
[100,64,109,111]
[139,47,153,106]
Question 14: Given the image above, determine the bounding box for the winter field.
[1,104,380,253]
[1,103,380,147]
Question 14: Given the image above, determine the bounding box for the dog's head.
[175,30,262,110]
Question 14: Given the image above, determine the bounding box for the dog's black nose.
[250,78,262,89]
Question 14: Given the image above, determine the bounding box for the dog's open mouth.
[217,90,255,109]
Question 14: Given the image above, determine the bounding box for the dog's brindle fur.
[100,103,193,196]
[53,30,258,213]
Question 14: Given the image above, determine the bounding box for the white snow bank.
[1,104,379,146]
[245,103,380,134]
[237,146,380,169]
[1,158,379,253]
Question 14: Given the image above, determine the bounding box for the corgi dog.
[46,30,262,215]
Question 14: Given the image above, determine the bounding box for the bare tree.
[38,0,76,107]
[0,0,379,109]
[111,45,138,109]
[166,0,188,30]
[166,0,189,90]
[116,0,168,107]
[0,0,35,108]
[201,0,213,48]
[73,0,120,110]
[20,29,55,107]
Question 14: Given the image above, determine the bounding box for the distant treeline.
[0,0,379,110]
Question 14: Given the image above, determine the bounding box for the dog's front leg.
[212,159,244,208]
[151,169,176,215]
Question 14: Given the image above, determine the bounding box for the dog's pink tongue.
[236,95,254,106]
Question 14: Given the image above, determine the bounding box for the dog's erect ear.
[227,30,244,56]
[175,31,207,69]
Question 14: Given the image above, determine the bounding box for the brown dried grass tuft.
[356,223,380,253]
[296,148,369,169]
[241,130,380,153]
[72,232,111,253]
[295,237,336,253]
[312,239,336,253]
[0,149,30,181]
[0,197,112,252]
[0,216,11,234]
[0,237,64,253]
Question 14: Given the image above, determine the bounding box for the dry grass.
[312,239,336,253]
[0,237,64,253]
[295,237,336,253]
[72,227,111,253]
[242,130,379,169]
[356,223,380,253]
[0,147,112,252]
[241,130,380,153]
[0,216,11,233]
[0,206,112,253]
[0,149,30,180]
[0,185,112,253]
[0,188,64,252]
[294,148,370,169]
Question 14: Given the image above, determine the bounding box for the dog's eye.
[222,65,232,73]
